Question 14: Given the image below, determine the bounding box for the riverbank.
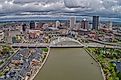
[29,48,50,80]
[86,48,121,80]
[85,49,105,80]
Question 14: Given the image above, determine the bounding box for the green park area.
[87,48,121,80]
[42,48,48,52]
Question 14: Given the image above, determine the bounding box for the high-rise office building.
[70,17,76,30]
[92,16,99,30]
[22,24,26,32]
[81,18,89,30]
[56,21,60,28]
[109,21,112,31]
[30,21,35,29]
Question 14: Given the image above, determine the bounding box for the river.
[34,48,103,80]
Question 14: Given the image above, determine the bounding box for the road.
[0,49,20,71]
[9,43,121,49]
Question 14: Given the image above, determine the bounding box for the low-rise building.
[0,30,4,42]
[28,30,43,39]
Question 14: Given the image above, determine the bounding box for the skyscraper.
[30,21,35,29]
[109,21,112,31]
[70,17,76,30]
[92,16,99,30]
[56,21,60,28]
[22,24,26,32]
[81,18,89,30]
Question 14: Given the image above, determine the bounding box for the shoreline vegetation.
[87,48,121,80]
[28,47,50,80]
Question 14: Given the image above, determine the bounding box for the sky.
[0,0,121,18]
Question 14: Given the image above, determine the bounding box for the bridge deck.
[8,43,121,49]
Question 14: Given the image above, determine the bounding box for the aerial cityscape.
[0,0,121,80]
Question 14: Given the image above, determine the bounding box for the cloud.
[0,0,121,18]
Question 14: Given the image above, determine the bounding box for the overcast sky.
[0,0,121,18]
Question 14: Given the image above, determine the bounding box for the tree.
[2,45,13,54]
[117,72,121,80]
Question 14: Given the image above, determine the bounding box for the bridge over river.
[33,38,104,80]
[11,37,121,49]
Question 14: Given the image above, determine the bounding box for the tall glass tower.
[92,16,99,30]
[30,21,35,29]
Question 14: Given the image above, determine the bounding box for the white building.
[89,23,93,30]
[35,22,39,27]
[43,24,48,29]
[109,21,112,31]
[98,23,103,30]
[56,21,60,28]
[70,16,76,30]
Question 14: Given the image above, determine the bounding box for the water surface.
[34,48,103,80]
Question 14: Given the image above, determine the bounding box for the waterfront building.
[92,16,99,30]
